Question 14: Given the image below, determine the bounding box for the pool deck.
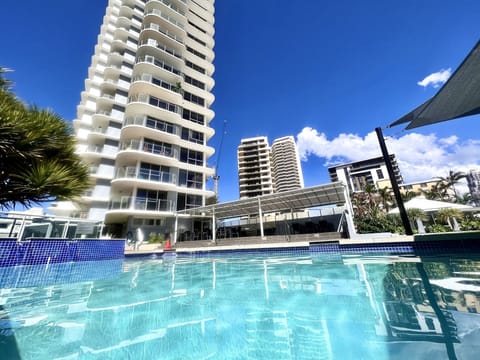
[125,233,416,256]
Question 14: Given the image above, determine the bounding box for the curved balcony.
[139,23,185,48]
[117,139,180,166]
[108,196,175,213]
[129,75,181,104]
[138,37,183,62]
[135,55,182,78]
[123,115,180,140]
[145,8,185,31]
[127,93,182,123]
[146,0,186,17]
[113,166,177,186]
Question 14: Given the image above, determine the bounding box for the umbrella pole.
[375,127,413,235]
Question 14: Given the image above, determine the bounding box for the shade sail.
[389,40,480,129]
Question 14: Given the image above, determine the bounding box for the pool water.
[1,252,480,359]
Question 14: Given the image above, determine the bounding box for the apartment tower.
[271,136,304,193]
[237,136,304,199]
[237,137,274,199]
[71,0,216,237]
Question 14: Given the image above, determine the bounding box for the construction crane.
[213,120,227,197]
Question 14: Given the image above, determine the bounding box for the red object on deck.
[164,239,171,250]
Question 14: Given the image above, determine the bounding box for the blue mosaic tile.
[0,239,125,268]
[0,259,123,289]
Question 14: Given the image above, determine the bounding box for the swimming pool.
[1,251,480,359]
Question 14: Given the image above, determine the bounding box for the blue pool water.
[1,251,480,359]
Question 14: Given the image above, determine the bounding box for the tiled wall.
[0,259,123,288]
[0,239,125,267]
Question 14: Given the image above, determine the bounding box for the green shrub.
[148,233,164,244]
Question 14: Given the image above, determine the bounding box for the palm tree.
[420,182,447,201]
[435,208,464,229]
[0,69,90,209]
[406,208,429,232]
[401,190,418,203]
[436,170,467,201]
[0,67,12,90]
[377,187,394,212]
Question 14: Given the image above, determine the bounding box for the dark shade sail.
[389,40,480,129]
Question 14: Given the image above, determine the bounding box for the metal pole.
[258,197,265,239]
[375,127,413,235]
[212,208,216,244]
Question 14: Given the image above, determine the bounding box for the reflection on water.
[1,254,480,359]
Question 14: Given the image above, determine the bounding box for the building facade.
[328,155,403,193]
[237,136,304,199]
[67,0,216,237]
[271,136,304,193]
[237,137,274,199]
[467,169,480,205]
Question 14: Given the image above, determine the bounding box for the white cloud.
[296,127,480,186]
[417,68,452,88]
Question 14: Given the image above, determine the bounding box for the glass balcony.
[145,8,184,30]
[115,166,177,185]
[109,196,175,212]
[136,55,182,76]
[142,22,184,44]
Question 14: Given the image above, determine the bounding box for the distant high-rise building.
[237,136,304,198]
[271,136,304,193]
[467,169,480,205]
[237,137,274,199]
[328,155,403,192]
[57,0,217,237]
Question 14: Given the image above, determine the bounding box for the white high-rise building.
[237,137,274,199]
[67,0,216,237]
[237,136,304,199]
[271,136,304,193]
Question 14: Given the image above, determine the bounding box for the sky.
[1,0,480,203]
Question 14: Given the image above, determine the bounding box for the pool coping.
[125,231,480,258]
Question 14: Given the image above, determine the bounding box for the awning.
[389,40,480,129]
[179,182,347,219]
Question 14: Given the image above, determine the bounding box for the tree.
[435,208,464,227]
[401,190,418,203]
[0,68,90,209]
[420,182,447,201]
[436,170,467,201]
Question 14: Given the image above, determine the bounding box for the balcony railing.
[120,139,179,159]
[142,22,184,45]
[128,93,181,115]
[132,73,179,93]
[147,0,186,16]
[136,55,182,76]
[116,166,177,184]
[124,115,180,136]
[139,38,182,59]
[109,196,175,212]
[145,9,184,30]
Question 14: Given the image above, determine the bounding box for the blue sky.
[2,0,480,203]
